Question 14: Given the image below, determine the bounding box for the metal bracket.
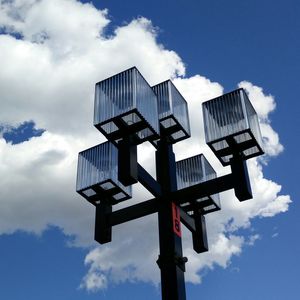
[94,199,112,244]
[118,137,138,186]
[192,212,209,253]
[156,253,188,272]
[230,155,252,201]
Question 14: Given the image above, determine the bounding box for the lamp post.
[76,67,264,300]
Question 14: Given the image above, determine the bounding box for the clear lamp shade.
[202,88,264,166]
[152,80,190,145]
[76,142,132,204]
[94,67,160,145]
[176,154,220,214]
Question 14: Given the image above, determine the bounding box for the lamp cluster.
[77,67,262,214]
[76,66,264,300]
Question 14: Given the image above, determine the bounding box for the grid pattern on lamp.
[152,80,190,145]
[202,88,264,166]
[94,67,160,145]
[76,142,132,204]
[176,154,220,214]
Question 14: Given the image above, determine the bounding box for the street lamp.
[76,67,264,300]
[202,88,264,166]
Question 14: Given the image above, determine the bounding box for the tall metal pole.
[156,139,187,300]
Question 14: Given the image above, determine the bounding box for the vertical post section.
[192,211,208,253]
[156,140,177,193]
[118,137,138,186]
[95,200,112,244]
[230,156,252,201]
[156,140,187,300]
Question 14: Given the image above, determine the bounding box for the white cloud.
[0,0,109,51]
[0,0,184,135]
[246,234,261,246]
[80,270,108,291]
[0,0,291,292]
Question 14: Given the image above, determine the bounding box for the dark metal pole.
[95,198,112,244]
[156,140,187,300]
[118,136,138,186]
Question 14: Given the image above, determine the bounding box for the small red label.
[172,202,181,237]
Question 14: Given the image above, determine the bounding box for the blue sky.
[0,0,299,299]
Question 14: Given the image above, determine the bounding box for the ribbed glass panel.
[203,89,247,143]
[211,140,228,151]
[153,81,170,119]
[200,157,220,209]
[171,130,186,140]
[176,154,220,209]
[121,112,141,125]
[76,142,131,200]
[100,121,118,134]
[203,203,218,212]
[202,156,218,182]
[176,155,205,190]
[233,132,252,144]
[152,80,190,143]
[169,82,190,136]
[202,88,263,164]
[161,117,177,129]
[242,90,263,149]
[94,67,159,141]
[94,68,134,124]
[135,69,160,135]
[243,146,259,157]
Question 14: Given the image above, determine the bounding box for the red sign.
[172,202,181,237]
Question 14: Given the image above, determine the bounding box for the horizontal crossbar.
[108,172,243,229]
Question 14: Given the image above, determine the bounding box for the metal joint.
[156,253,188,272]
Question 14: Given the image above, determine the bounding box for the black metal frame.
[79,70,263,300]
[207,129,264,166]
[151,114,191,146]
[95,108,160,145]
[93,136,253,300]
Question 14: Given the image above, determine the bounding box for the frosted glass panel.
[76,142,131,203]
[177,155,205,190]
[202,88,263,165]
[176,154,220,213]
[170,81,190,137]
[135,68,160,136]
[152,80,190,144]
[94,68,134,123]
[94,67,159,144]
[243,92,263,148]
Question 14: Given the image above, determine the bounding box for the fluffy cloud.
[0,0,291,292]
[0,0,184,136]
